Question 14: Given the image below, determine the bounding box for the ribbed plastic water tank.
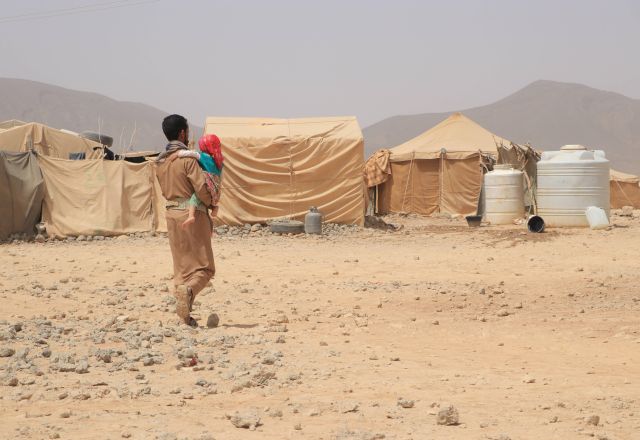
[483,165,525,224]
[537,145,610,227]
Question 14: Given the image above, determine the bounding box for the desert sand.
[1,213,639,440]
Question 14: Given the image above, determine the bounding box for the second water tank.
[537,145,610,227]
[483,165,525,224]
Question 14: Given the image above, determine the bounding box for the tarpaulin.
[0,151,44,239]
[204,117,365,225]
[38,156,155,237]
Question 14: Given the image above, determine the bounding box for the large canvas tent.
[0,122,103,159]
[0,151,44,240]
[374,113,535,216]
[204,116,366,226]
[610,169,640,208]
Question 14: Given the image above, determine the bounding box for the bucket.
[465,215,482,227]
[527,215,545,233]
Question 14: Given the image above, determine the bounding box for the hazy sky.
[1,0,639,127]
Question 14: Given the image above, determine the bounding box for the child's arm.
[177,150,201,160]
[168,150,200,163]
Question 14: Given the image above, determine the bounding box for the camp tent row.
[0,122,168,239]
[0,151,167,240]
[367,112,640,217]
[1,117,367,239]
[2,113,636,240]
[366,113,539,217]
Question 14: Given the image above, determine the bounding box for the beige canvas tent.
[204,116,366,226]
[610,169,640,208]
[38,156,164,237]
[0,122,103,159]
[376,112,521,216]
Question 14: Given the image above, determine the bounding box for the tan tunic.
[156,151,214,296]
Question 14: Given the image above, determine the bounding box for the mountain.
[0,78,202,152]
[364,80,640,174]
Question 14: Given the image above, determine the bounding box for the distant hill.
[364,80,640,174]
[0,78,203,152]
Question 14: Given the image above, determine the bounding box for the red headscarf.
[198,134,224,170]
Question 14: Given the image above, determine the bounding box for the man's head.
[162,114,189,143]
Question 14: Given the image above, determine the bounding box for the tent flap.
[38,156,155,237]
[378,155,484,217]
[0,151,45,240]
[440,155,484,216]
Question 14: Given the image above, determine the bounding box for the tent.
[0,122,103,159]
[610,169,640,208]
[203,116,366,225]
[0,119,27,130]
[38,156,160,237]
[0,151,45,240]
[373,113,536,216]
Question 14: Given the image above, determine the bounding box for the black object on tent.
[69,152,86,160]
[0,151,45,240]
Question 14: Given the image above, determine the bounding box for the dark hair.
[162,114,189,141]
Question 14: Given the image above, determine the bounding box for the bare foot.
[181,216,195,229]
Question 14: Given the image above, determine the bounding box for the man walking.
[156,114,214,327]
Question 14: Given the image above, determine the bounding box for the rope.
[288,141,294,219]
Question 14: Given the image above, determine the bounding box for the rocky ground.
[1,212,639,439]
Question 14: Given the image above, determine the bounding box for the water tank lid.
[560,144,587,151]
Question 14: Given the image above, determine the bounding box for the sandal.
[174,285,192,321]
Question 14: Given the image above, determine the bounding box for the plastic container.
[585,206,609,230]
[537,145,610,227]
[304,207,323,234]
[465,215,482,227]
[527,215,545,233]
[483,165,525,224]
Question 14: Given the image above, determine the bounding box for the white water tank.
[537,145,610,227]
[483,165,525,224]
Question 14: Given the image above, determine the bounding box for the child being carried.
[172,134,224,229]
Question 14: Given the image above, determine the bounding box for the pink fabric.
[198,134,224,170]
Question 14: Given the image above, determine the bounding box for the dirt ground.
[1,213,639,440]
